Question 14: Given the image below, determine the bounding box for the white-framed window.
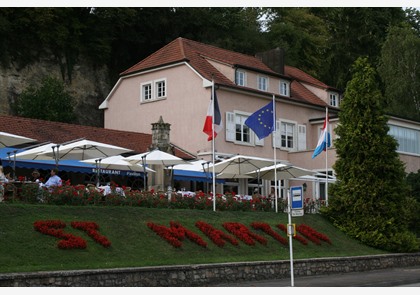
[273,120,297,150]
[389,124,420,155]
[236,70,246,86]
[329,92,339,107]
[156,79,166,98]
[235,113,251,144]
[279,80,290,97]
[258,75,268,91]
[226,111,264,146]
[140,78,167,102]
[141,82,152,101]
[281,122,295,149]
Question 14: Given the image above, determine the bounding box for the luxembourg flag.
[203,88,223,141]
[312,115,331,159]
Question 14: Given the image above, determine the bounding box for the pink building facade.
[100,38,420,200]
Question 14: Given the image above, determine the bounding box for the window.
[236,71,246,86]
[273,120,297,150]
[142,83,152,101]
[258,76,268,91]
[156,80,166,98]
[235,114,251,143]
[226,112,263,146]
[140,79,167,102]
[329,92,339,107]
[281,122,295,149]
[279,80,290,96]
[389,125,420,155]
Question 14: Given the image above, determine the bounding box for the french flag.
[203,89,223,141]
[312,116,331,159]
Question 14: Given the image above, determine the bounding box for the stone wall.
[1,253,419,287]
[0,59,110,127]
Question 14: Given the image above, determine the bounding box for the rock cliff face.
[0,58,111,127]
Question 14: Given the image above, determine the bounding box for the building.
[99,37,420,199]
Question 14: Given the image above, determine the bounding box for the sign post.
[288,186,303,287]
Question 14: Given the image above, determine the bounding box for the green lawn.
[0,203,387,273]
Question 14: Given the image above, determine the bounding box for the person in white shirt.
[43,168,62,191]
[0,165,11,202]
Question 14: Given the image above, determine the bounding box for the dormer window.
[258,75,268,91]
[236,70,246,86]
[279,80,290,97]
[329,92,339,107]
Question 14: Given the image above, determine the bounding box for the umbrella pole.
[141,156,147,191]
[95,159,101,187]
[12,150,16,180]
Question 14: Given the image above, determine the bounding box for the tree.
[263,8,329,78]
[15,76,76,123]
[310,7,406,89]
[323,57,419,252]
[378,24,420,121]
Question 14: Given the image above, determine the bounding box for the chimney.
[255,47,285,75]
[150,116,172,153]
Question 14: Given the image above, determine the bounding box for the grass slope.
[0,203,387,273]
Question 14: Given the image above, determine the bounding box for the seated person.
[42,168,62,190]
[31,170,42,185]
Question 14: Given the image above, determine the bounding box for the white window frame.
[273,119,297,151]
[235,112,252,145]
[236,70,246,86]
[141,82,152,101]
[226,111,264,146]
[258,75,268,92]
[279,80,290,97]
[388,124,420,155]
[329,92,339,107]
[155,79,167,99]
[140,78,167,103]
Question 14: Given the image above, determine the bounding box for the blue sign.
[290,186,303,209]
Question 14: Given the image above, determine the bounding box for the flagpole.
[272,94,278,213]
[325,107,329,207]
[212,80,216,212]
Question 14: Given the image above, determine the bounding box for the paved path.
[215,265,420,287]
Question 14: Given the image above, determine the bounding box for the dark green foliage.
[323,57,419,252]
[378,24,420,121]
[14,76,76,123]
[405,170,420,235]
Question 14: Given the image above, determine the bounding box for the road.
[215,265,420,287]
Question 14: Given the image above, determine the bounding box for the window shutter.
[255,132,264,146]
[273,120,281,148]
[298,124,306,151]
[226,112,235,142]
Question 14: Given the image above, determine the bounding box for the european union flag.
[245,101,275,140]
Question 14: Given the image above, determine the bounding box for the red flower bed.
[277,224,308,245]
[296,224,332,245]
[195,221,238,247]
[222,222,267,246]
[33,220,87,249]
[170,221,207,248]
[71,221,112,248]
[147,221,208,248]
[147,222,182,248]
[251,222,288,246]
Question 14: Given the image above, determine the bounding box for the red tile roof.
[120,37,337,108]
[121,37,278,86]
[290,81,328,106]
[0,115,195,160]
[285,65,329,89]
